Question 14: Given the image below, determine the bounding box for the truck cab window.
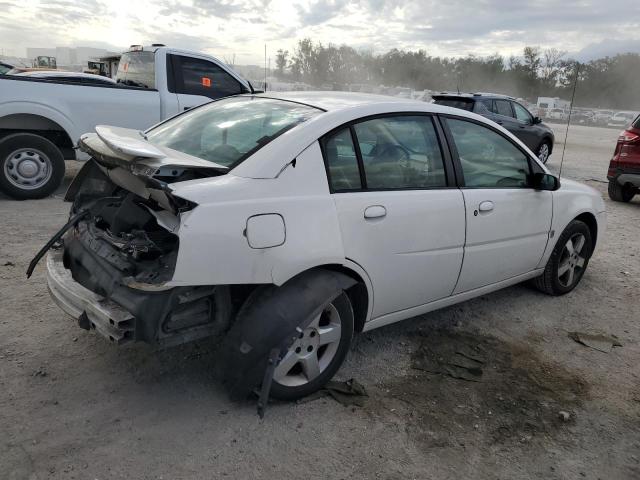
[169,55,247,99]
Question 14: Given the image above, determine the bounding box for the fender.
[214,268,356,399]
[0,101,79,142]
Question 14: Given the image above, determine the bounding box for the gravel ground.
[1,124,639,479]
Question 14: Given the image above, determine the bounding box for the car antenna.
[559,62,580,177]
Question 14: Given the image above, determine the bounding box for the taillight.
[619,130,640,144]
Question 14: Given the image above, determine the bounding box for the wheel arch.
[541,135,554,154]
[574,212,598,249]
[0,110,77,159]
[311,264,372,333]
[274,260,373,333]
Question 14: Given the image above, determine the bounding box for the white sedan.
[40,92,605,400]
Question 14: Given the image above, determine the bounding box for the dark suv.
[432,93,555,163]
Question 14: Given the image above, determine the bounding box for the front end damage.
[41,128,234,348]
[33,125,361,410]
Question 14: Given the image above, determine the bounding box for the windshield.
[146,96,321,167]
[115,51,155,88]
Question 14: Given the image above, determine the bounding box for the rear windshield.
[146,96,321,167]
[432,97,474,111]
[115,51,155,89]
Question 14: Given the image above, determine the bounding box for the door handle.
[478,201,494,212]
[496,120,504,125]
[364,205,386,219]
[183,106,193,111]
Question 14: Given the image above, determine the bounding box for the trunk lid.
[79,125,229,174]
[75,125,228,213]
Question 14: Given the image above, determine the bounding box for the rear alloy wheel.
[608,180,636,203]
[537,141,551,164]
[0,133,65,199]
[270,293,354,400]
[534,220,592,295]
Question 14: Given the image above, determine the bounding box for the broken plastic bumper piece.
[46,249,135,344]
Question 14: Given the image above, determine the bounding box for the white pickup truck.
[0,45,254,199]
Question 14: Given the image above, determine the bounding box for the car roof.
[254,91,434,112]
[229,91,544,179]
[432,92,515,100]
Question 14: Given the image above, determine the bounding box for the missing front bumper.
[46,249,135,344]
[46,248,232,347]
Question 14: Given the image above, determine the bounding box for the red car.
[608,114,640,202]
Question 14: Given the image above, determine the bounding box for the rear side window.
[323,115,447,191]
[115,52,156,89]
[634,115,640,129]
[169,55,246,99]
[353,116,446,189]
[324,128,362,191]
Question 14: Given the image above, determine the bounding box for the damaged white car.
[32,92,605,402]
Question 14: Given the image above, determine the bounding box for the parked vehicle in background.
[608,111,637,128]
[594,110,614,126]
[37,92,604,400]
[546,108,567,121]
[32,56,57,69]
[432,93,555,163]
[0,44,253,199]
[13,71,117,85]
[0,62,13,75]
[571,110,595,125]
[607,114,640,202]
[536,97,570,119]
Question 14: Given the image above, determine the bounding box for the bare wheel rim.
[273,303,342,387]
[557,233,587,287]
[4,148,53,190]
[538,143,550,163]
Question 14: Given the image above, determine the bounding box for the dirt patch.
[374,329,589,449]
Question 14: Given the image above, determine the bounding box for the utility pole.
[264,44,267,90]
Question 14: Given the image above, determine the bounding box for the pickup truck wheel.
[270,292,354,401]
[0,133,65,200]
[608,179,636,202]
[533,220,593,296]
[537,140,551,164]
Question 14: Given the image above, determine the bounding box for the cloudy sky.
[1,0,639,64]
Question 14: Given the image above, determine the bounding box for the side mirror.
[532,172,560,191]
[533,116,542,124]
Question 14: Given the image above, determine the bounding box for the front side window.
[513,102,533,123]
[146,97,321,167]
[115,51,156,89]
[446,118,531,188]
[170,55,246,99]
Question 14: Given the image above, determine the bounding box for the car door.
[511,101,540,151]
[167,54,249,112]
[323,115,466,318]
[442,116,553,293]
